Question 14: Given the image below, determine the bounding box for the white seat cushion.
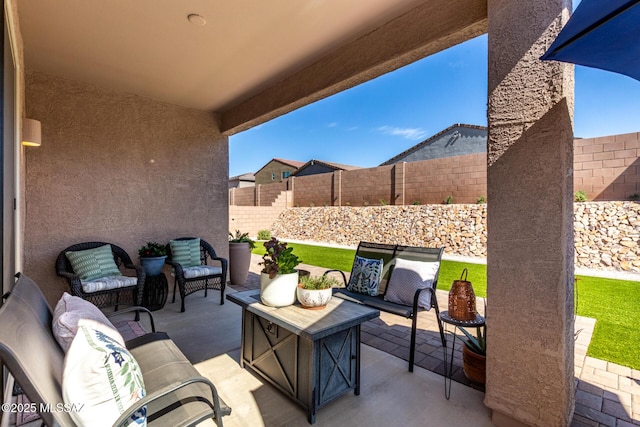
[183,265,222,279]
[81,275,138,293]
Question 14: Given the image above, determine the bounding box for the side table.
[439,310,485,399]
[142,273,168,311]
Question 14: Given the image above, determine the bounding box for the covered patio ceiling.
[18,0,487,134]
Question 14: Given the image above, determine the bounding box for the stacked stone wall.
[269,201,640,272]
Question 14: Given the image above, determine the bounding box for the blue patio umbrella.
[540,0,640,81]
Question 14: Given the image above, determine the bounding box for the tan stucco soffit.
[220,0,487,135]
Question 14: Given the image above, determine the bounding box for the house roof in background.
[255,158,306,175]
[229,172,255,181]
[291,159,361,176]
[380,123,487,165]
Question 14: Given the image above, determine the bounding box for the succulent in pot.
[296,275,339,310]
[459,319,486,385]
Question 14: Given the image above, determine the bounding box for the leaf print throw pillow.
[63,319,147,427]
[347,255,383,296]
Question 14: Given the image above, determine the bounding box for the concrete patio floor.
[148,266,492,426]
[144,254,639,426]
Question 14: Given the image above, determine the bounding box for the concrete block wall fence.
[229,132,640,207]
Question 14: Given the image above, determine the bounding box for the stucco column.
[486,1,574,426]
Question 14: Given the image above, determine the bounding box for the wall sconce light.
[22,118,41,147]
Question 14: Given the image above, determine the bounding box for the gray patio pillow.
[384,258,439,309]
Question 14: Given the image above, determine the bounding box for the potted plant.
[259,238,301,307]
[138,241,167,276]
[296,275,339,310]
[228,230,256,285]
[459,323,486,385]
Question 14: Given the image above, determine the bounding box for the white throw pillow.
[384,258,440,309]
[52,292,123,352]
[63,320,146,427]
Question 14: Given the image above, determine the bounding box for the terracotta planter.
[296,285,332,310]
[229,242,252,285]
[462,343,486,385]
[260,271,299,307]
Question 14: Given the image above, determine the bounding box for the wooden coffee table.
[227,290,380,424]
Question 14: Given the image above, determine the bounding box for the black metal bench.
[325,242,445,372]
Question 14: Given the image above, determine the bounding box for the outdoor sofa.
[0,273,230,426]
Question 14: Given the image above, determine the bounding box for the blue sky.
[229,32,640,177]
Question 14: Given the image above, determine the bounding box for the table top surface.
[439,310,485,327]
[227,290,380,340]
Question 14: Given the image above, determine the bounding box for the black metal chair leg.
[432,293,447,347]
[172,278,177,303]
[409,314,418,372]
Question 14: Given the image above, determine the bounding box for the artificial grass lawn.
[253,242,640,369]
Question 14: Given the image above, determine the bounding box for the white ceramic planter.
[296,286,332,310]
[260,271,299,307]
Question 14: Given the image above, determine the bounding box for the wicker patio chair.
[165,237,228,312]
[55,242,145,310]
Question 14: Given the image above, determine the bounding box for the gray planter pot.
[229,242,252,285]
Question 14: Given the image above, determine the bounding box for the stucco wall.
[24,72,229,305]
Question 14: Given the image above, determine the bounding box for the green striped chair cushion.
[170,239,201,268]
[65,244,120,281]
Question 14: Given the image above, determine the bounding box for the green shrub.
[629,193,639,201]
[575,190,588,202]
[412,200,420,205]
[444,195,453,204]
[229,230,256,249]
[379,199,388,206]
[257,229,271,240]
[476,196,486,204]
